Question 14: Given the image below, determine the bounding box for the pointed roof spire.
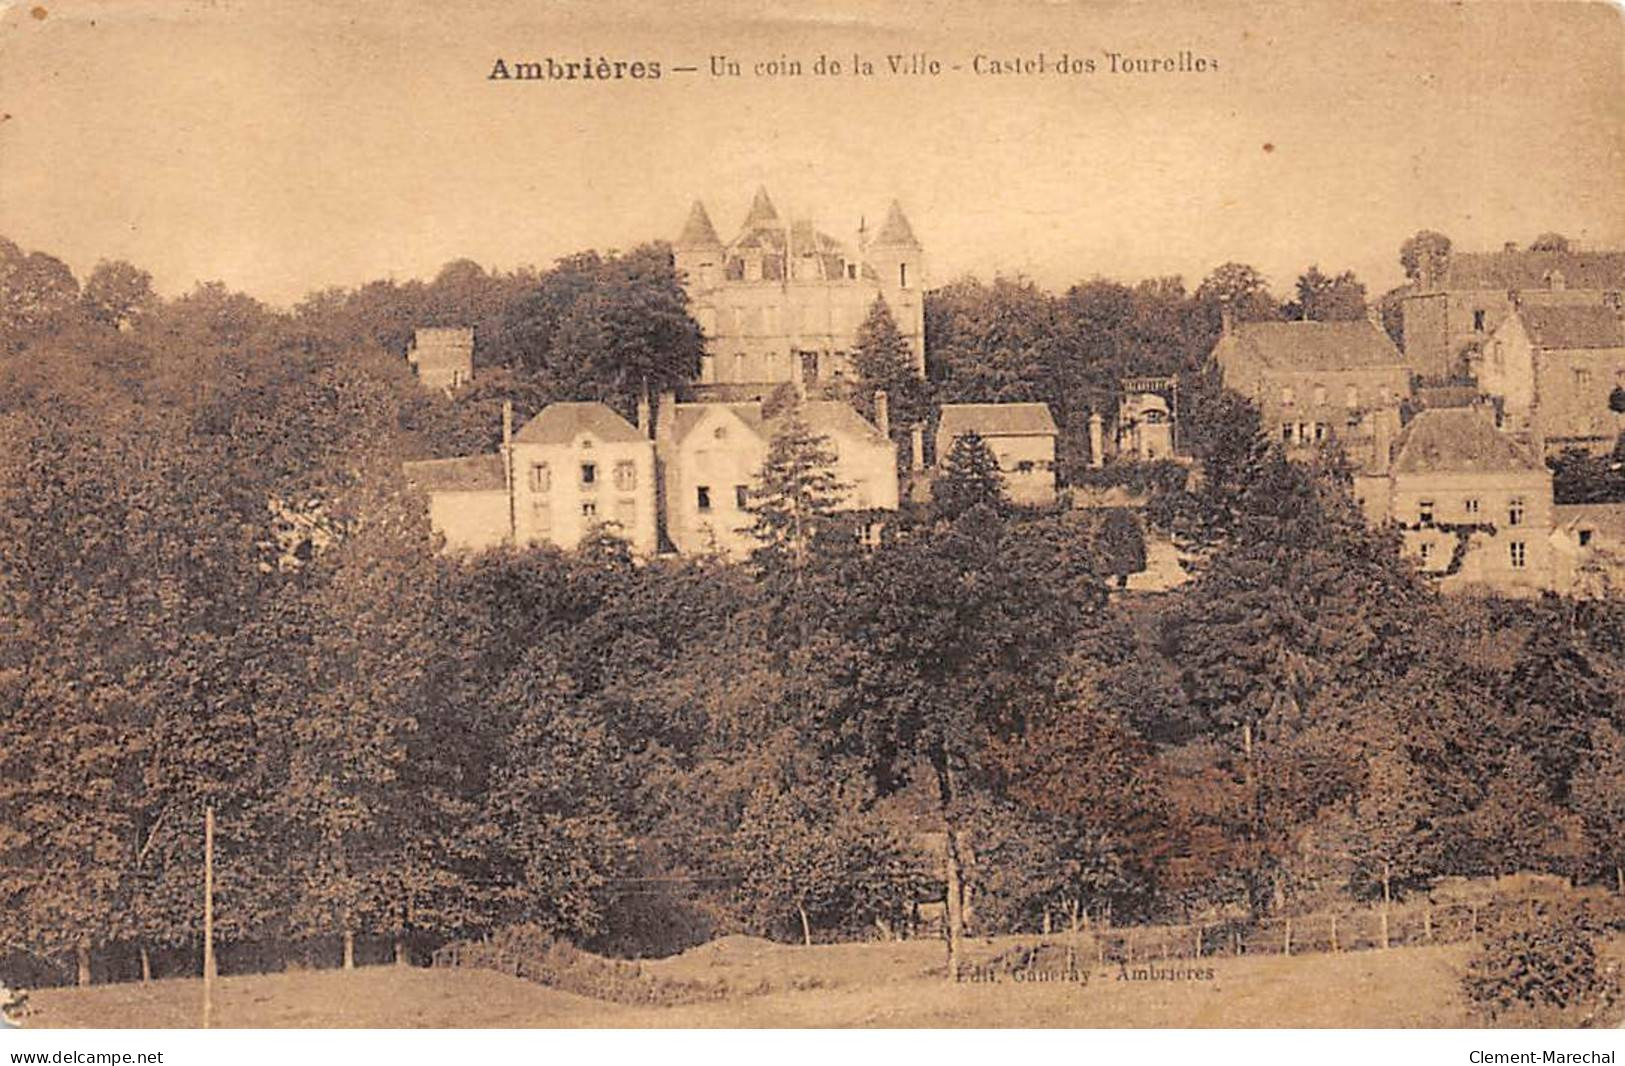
[676,200,723,250]
[872,200,920,248]
[741,186,780,229]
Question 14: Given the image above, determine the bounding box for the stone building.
[406,327,474,392]
[1364,408,1555,595]
[1477,304,1625,457]
[403,401,658,556]
[400,454,509,554]
[1210,316,1411,471]
[1551,502,1625,598]
[657,395,898,560]
[508,402,659,556]
[673,188,925,394]
[1401,245,1625,382]
[935,403,1058,506]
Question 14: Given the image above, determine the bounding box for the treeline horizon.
[0,233,1620,990]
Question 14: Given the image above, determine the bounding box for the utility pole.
[203,805,216,1029]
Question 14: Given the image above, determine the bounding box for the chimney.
[1371,408,1395,476]
[637,389,652,438]
[1219,300,1234,336]
[874,390,890,439]
[1504,241,1519,254]
[910,425,924,471]
[1088,412,1105,469]
[502,400,516,544]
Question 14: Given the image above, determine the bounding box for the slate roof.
[402,454,506,493]
[512,402,646,446]
[1440,250,1625,291]
[1514,305,1625,350]
[937,403,1058,439]
[740,186,780,230]
[676,201,723,250]
[671,400,885,446]
[1391,409,1544,476]
[872,200,921,248]
[1554,502,1625,539]
[1225,320,1405,371]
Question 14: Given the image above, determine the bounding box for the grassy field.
[20,932,1551,1028]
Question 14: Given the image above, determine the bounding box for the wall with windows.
[510,433,658,555]
[661,402,900,559]
[1386,470,1555,594]
[1259,366,1411,468]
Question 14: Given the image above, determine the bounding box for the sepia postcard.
[1,0,1624,1050]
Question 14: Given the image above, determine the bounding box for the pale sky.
[1,0,1621,306]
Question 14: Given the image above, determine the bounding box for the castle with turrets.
[673,187,925,394]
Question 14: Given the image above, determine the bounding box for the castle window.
[581,501,597,519]
[1574,367,1592,388]
[697,486,712,513]
[725,258,744,281]
[1508,497,1525,526]
[1509,541,1527,569]
[1419,542,1432,565]
[1464,497,1480,515]
[1313,422,1327,443]
[1473,309,1486,332]
[847,263,857,280]
[1579,528,1594,547]
[899,263,909,288]
[1418,499,1434,524]
[580,462,597,487]
[528,462,551,494]
[613,461,637,491]
[1282,423,1294,443]
[734,485,749,509]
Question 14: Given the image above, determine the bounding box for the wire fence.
[1072,891,1625,965]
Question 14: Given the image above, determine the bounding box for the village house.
[1210,315,1411,472]
[403,401,658,556]
[400,453,509,554]
[405,327,475,392]
[509,402,659,555]
[673,188,925,395]
[657,394,899,559]
[1476,303,1625,457]
[1363,407,1555,595]
[1550,502,1625,598]
[1401,244,1625,382]
[936,403,1058,506]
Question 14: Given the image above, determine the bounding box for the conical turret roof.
[872,200,920,248]
[676,200,723,249]
[740,186,780,229]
